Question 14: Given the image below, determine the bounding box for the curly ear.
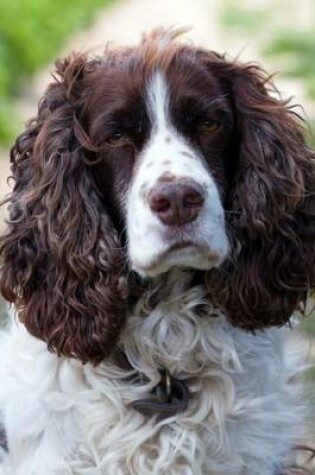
[0,54,128,363]
[207,59,315,329]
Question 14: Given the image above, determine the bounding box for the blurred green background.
[0,0,112,144]
[0,0,314,146]
[0,0,115,144]
[221,0,315,147]
[0,0,314,374]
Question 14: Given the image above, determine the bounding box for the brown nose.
[148,179,204,226]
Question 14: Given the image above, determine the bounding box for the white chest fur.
[0,279,305,475]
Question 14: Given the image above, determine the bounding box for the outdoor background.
[0,0,314,463]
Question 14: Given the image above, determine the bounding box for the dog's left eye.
[200,119,221,132]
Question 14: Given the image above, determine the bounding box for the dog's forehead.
[87,44,224,116]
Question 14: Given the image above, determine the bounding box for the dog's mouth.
[133,240,223,277]
[164,240,196,254]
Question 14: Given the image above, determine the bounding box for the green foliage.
[265,32,315,146]
[308,121,315,147]
[265,31,315,101]
[0,0,112,144]
[221,2,269,32]
[0,100,19,145]
[221,3,315,147]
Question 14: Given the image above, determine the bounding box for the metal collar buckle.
[155,368,172,402]
[131,368,189,421]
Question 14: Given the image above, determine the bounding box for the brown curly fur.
[204,56,315,330]
[0,30,314,364]
[0,55,128,363]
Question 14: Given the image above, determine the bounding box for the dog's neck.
[116,269,214,419]
[120,268,226,377]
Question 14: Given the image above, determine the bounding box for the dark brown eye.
[200,120,221,132]
[107,132,128,145]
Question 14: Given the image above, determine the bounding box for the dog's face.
[1,29,314,363]
[86,48,234,277]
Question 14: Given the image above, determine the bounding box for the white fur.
[127,72,229,277]
[0,272,306,474]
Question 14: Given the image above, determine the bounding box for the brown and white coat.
[0,28,314,474]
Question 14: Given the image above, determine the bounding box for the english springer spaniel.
[0,28,314,475]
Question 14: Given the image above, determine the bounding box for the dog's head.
[1,29,314,363]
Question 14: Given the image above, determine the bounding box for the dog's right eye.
[106,131,129,145]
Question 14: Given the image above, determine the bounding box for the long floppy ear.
[0,54,128,363]
[207,57,315,329]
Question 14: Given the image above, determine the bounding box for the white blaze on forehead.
[142,71,212,184]
[146,71,170,133]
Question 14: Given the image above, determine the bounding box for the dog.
[0,28,314,474]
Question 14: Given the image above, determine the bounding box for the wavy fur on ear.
[205,57,315,329]
[0,54,128,363]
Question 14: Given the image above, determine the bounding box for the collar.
[114,350,189,421]
[130,368,189,421]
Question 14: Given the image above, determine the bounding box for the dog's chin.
[132,242,225,278]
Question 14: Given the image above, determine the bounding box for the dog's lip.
[165,240,196,253]
[141,241,196,270]
[133,240,220,274]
